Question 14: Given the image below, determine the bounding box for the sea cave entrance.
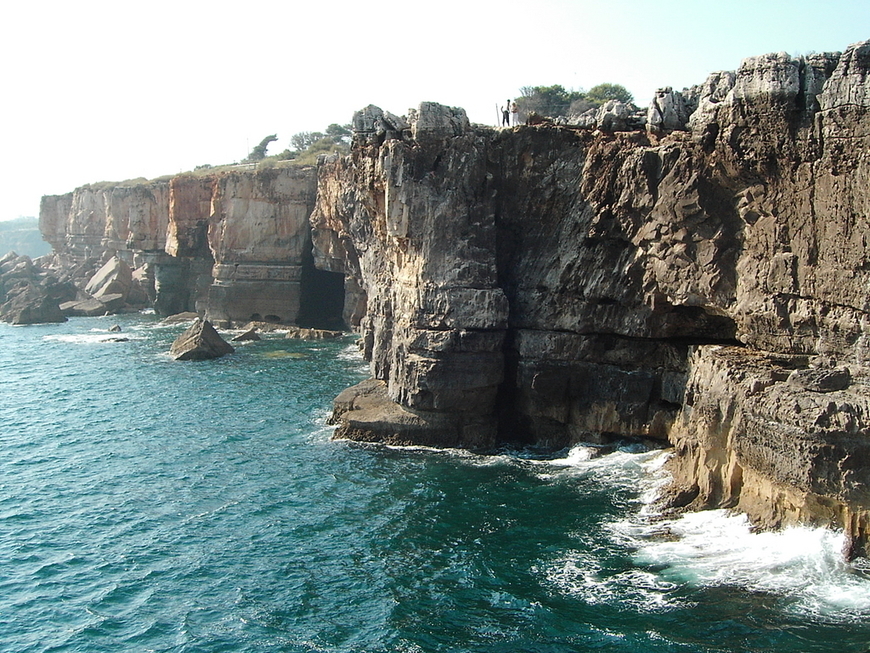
[298,262,346,331]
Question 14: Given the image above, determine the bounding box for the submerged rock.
[170,319,235,360]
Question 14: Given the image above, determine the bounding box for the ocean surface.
[2,314,870,653]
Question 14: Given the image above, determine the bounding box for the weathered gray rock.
[595,100,641,132]
[315,40,870,554]
[284,327,343,340]
[60,297,110,317]
[408,102,470,143]
[330,379,496,449]
[85,256,132,299]
[314,104,508,447]
[786,366,851,392]
[0,252,72,324]
[566,101,646,131]
[161,311,200,325]
[647,87,691,132]
[169,319,235,360]
[0,281,67,324]
[232,328,261,342]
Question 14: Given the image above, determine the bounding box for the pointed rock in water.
[232,328,261,342]
[170,319,235,360]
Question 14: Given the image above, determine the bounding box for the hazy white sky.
[1,0,868,220]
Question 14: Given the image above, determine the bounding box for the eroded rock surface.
[0,252,73,324]
[38,166,341,328]
[170,318,235,360]
[315,40,870,554]
[31,38,870,555]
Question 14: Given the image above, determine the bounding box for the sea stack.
[170,318,235,360]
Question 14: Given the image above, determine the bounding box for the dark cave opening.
[298,262,347,330]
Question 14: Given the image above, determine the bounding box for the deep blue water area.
[2,314,869,652]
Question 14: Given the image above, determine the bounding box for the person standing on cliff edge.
[511,100,519,126]
[502,102,510,127]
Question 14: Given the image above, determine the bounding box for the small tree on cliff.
[245,134,278,162]
[585,83,633,105]
[517,85,584,119]
[276,124,352,165]
[516,82,635,120]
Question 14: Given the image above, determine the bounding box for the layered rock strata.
[205,167,317,326]
[40,166,340,328]
[316,41,870,555]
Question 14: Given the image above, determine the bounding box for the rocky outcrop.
[316,40,870,554]
[170,318,235,360]
[39,180,171,316]
[232,328,261,342]
[313,103,508,448]
[0,252,74,324]
[40,181,170,267]
[567,100,647,131]
[284,326,343,340]
[77,256,148,313]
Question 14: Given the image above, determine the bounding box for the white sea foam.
[541,548,687,612]
[532,444,870,621]
[525,444,667,495]
[615,509,870,619]
[585,453,870,622]
[43,332,141,345]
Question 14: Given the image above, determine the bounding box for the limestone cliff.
[39,165,344,328]
[316,41,870,555]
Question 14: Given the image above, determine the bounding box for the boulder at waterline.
[170,319,235,361]
[0,281,67,324]
[59,298,108,317]
[85,256,133,302]
[284,326,343,340]
[232,328,261,342]
[161,311,200,325]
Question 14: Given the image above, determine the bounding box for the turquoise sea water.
[2,314,870,653]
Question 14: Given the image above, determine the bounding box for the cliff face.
[205,167,318,325]
[40,182,170,265]
[39,166,340,327]
[313,104,509,447]
[315,41,870,554]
